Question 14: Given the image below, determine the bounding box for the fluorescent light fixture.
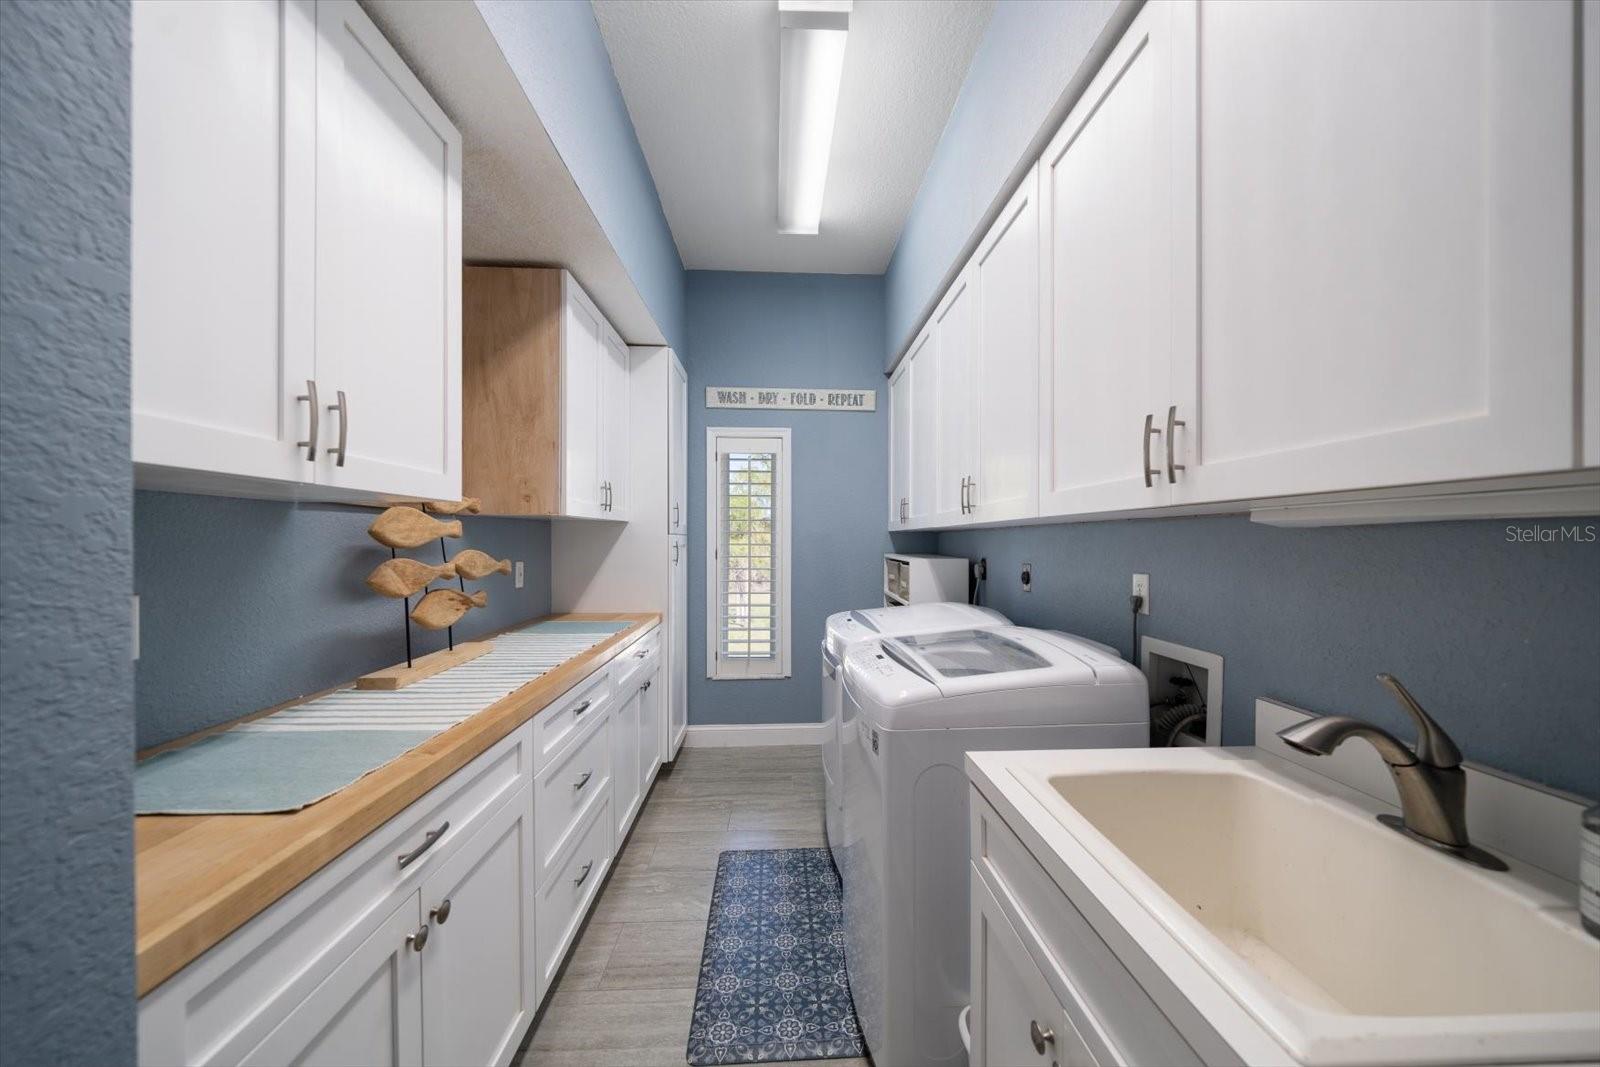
[777,0,851,234]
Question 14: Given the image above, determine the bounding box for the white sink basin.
[991,748,1600,1065]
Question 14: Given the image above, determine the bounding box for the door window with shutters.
[706,429,792,679]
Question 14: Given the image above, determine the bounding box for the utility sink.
[986,748,1600,1065]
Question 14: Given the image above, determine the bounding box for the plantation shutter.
[713,434,788,678]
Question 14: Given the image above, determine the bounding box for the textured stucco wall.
[0,1,136,1061]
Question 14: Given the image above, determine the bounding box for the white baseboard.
[683,723,828,748]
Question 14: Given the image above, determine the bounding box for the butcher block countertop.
[135,612,659,996]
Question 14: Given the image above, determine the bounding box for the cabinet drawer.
[611,626,661,692]
[534,711,613,884]
[533,667,612,773]
[536,796,614,994]
[138,721,532,1066]
[970,788,1200,1067]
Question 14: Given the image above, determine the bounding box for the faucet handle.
[1377,674,1462,769]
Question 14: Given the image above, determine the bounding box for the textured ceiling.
[592,0,993,274]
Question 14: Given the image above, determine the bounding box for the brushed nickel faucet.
[1277,674,1508,871]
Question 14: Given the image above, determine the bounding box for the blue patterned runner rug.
[686,849,865,1064]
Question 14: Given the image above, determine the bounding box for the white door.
[1038,0,1190,517]
[613,686,643,837]
[563,282,607,518]
[933,266,977,526]
[131,0,316,485]
[669,353,689,533]
[640,665,664,790]
[889,360,912,526]
[970,875,1098,1067]
[669,535,689,758]
[312,0,462,500]
[907,328,939,526]
[600,325,632,518]
[242,892,423,1067]
[971,164,1042,524]
[1176,0,1576,503]
[419,786,536,1067]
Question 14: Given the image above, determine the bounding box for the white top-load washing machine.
[840,626,1147,1067]
[821,604,1008,860]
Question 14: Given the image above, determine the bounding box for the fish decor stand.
[357,498,511,691]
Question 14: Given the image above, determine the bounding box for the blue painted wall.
[134,493,553,749]
[476,0,686,351]
[937,517,1600,798]
[684,271,932,726]
[883,0,1125,364]
[0,0,136,1060]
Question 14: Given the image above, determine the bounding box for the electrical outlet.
[1021,562,1033,592]
[1132,573,1151,615]
[514,561,525,589]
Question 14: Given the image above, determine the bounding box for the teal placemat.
[136,729,435,814]
[520,620,635,635]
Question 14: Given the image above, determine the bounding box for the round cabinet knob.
[430,898,452,924]
[1029,1020,1054,1055]
[407,924,430,952]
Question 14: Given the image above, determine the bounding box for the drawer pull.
[572,699,592,717]
[296,380,319,461]
[573,860,595,888]
[407,924,429,952]
[397,820,449,868]
[429,898,452,925]
[573,770,593,791]
[1029,1020,1054,1055]
[1142,412,1160,489]
[641,679,652,692]
[326,389,348,468]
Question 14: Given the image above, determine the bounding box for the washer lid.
[882,627,1101,696]
[823,603,1007,658]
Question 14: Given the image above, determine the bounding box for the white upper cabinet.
[669,356,689,534]
[1038,0,1193,517]
[600,325,632,519]
[907,327,940,525]
[131,0,316,486]
[969,165,1041,524]
[1174,0,1576,504]
[312,0,461,501]
[132,0,462,502]
[932,267,978,526]
[889,359,912,526]
[562,282,608,519]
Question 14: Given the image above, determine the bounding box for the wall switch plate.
[1132,573,1151,614]
[514,561,525,589]
[1021,562,1033,592]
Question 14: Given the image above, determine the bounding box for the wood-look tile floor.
[515,745,872,1067]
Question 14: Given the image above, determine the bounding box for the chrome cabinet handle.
[672,502,679,527]
[573,859,594,887]
[326,390,348,467]
[966,476,976,513]
[1142,413,1161,488]
[1165,404,1186,484]
[407,924,430,952]
[297,380,319,461]
[430,898,452,924]
[641,679,652,692]
[573,770,593,790]
[958,476,968,514]
[397,820,448,868]
[672,542,680,564]
[899,497,908,522]
[1029,1020,1054,1054]
[572,699,592,717]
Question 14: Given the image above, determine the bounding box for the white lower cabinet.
[536,796,614,994]
[639,662,664,792]
[612,684,643,839]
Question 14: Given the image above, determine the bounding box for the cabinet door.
[640,666,664,791]
[669,354,689,533]
[970,874,1098,1067]
[1038,0,1189,518]
[563,284,607,519]
[312,0,462,500]
[907,327,939,526]
[600,326,632,519]
[419,785,536,1067]
[971,165,1042,524]
[933,266,977,526]
[131,0,316,485]
[889,360,912,526]
[242,893,423,1067]
[1175,0,1576,503]
[669,537,689,758]
[613,686,643,837]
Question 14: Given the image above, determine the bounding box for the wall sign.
[705,387,876,412]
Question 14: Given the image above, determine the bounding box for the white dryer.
[840,626,1147,1067]
[820,604,1007,861]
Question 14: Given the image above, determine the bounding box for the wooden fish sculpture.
[449,549,512,581]
[423,497,482,516]
[368,506,463,549]
[365,558,457,599]
[409,588,487,630]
